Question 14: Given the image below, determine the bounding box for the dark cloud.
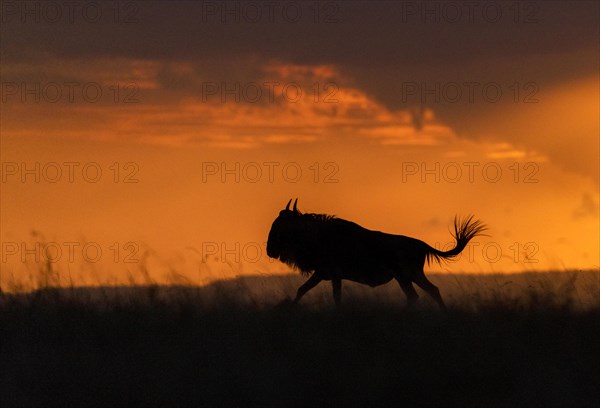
[4,2,596,113]
[2,1,597,180]
[3,2,596,64]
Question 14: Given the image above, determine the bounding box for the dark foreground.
[1,273,599,407]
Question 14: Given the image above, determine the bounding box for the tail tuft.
[426,215,488,265]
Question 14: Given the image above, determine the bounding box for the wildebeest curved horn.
[293,198,298,212]
[285,199,292,210]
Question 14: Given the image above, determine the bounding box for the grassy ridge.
[1,272,599,407]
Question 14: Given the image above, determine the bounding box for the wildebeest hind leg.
[293,273,322,304]
[395,278,419,307]
[413,271,446,309]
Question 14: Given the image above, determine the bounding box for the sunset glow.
[1,1,598,290]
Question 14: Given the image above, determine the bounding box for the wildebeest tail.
[426,215,487,264]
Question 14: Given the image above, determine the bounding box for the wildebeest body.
[267,199,487,308]
[301,218,429,286]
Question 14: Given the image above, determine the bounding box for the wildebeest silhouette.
[267,199,487,308]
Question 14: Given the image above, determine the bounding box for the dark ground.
[1,272,599,407]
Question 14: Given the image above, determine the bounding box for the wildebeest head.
[266,198,301,261]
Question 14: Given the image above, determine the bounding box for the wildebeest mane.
[276,211,337,276]
[303,212,336,223]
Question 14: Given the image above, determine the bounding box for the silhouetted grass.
[1,272,599,407]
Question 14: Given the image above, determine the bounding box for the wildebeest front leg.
[332,278,342,306]
[293,273,322,304]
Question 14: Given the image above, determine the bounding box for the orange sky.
[1,2,598,290]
